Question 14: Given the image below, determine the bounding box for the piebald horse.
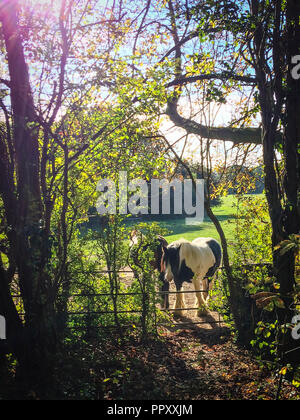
[161,237,222,316]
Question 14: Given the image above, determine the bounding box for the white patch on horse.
[180,238,216,279]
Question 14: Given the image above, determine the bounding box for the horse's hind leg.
[174,280,185,317]
[193,276,208,316]
[202,278,210,304]
[160,277,170,309]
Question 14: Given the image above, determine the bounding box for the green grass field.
[162,194,253,244]
[84,194,264,258]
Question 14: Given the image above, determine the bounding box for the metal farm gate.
[65,266,230,336]
[64,262,299,336]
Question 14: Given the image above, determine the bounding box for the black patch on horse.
[204,239,222,282]
[163,245,194,290]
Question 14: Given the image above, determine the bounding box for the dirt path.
[162,280,224,327]
[120,268,225,330]
[99,327,298,400]
[104,270,299,400]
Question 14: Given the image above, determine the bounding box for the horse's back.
[179,238,213,276]
[192,237,218,247]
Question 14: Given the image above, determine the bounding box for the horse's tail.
[204,239,222,282]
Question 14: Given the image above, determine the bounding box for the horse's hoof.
[197,307,208,317]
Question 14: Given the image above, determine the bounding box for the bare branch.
[166,72,257,88]
[166,99,264,145]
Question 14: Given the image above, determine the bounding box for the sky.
[0,0,263,169]
[159,93,262,168]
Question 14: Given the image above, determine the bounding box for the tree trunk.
[273,2,300,364]
[0,0,58,396]
[280,0,300,301]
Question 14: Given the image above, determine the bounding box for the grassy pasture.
[162,194,243,244]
